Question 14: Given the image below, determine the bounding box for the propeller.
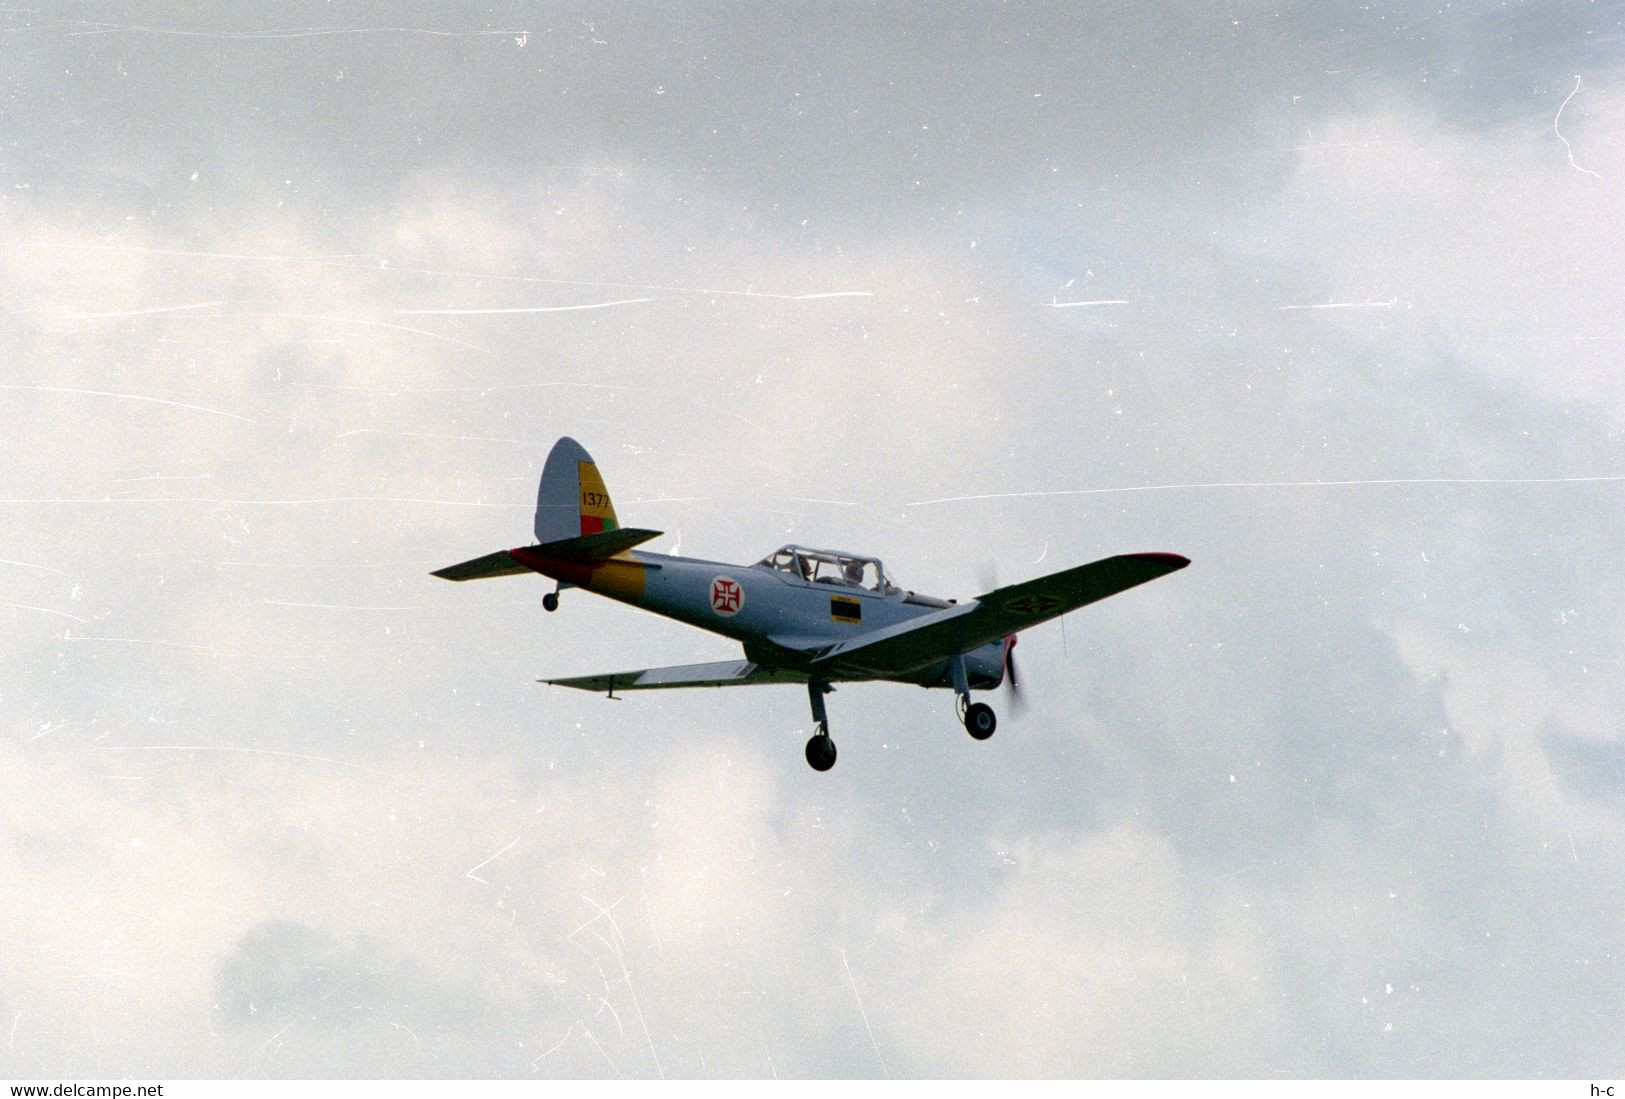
[980,560,1027,716]
[1002,634,1027,716]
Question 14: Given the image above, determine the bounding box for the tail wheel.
[542,592,560,612]
[964,702,996,740]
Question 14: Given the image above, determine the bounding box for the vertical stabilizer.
[535,437,621,543]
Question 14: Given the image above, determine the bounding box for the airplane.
[433,437,1189,771]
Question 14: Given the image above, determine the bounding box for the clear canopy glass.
[755,545,899,594]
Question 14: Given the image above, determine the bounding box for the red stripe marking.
[508,546,594,585]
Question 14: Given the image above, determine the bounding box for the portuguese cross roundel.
[1004,593,1064,617]
[710,576,744,617]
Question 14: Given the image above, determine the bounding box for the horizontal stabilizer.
[432,528,663,581]
[533,527,663,562]
[431,549,531,582]
[543,660,809,693]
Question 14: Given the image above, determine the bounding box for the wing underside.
[430,549,532,581]
[543,660,811,693]
[814,552,1189,678]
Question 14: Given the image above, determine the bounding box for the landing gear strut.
[951,653,996,741]
[804,680,836,771]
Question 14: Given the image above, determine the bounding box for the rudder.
[535,437,621,543]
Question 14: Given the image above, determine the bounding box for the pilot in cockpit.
[843,560,865,586]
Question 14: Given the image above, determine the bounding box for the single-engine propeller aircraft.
[434,437,1189,771]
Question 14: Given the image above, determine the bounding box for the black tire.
[964,702,996,740]
[805,734,837,771]
[542,592,560,612]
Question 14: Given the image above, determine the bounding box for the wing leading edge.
[813,552,1190,678]
[543,660,811,693]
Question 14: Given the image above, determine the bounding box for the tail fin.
[536,436,620,542]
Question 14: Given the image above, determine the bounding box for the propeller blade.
[1003,636,1027,716]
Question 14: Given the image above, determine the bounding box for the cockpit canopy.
[756,545,900,594]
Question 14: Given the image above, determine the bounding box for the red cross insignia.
[710,576,743,616]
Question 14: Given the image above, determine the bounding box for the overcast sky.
[2,0,1622,1079]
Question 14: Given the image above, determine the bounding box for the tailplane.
[432,527,662,581]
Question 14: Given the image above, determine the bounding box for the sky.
[2,0,1622,1079]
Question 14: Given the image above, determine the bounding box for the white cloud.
[1251,84,1625,419]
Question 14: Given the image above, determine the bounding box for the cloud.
[1243,85,1625,420]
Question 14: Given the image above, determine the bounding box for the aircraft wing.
[542,660,810,694]
[813,552,1189,678]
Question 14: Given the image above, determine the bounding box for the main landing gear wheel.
[804,681,836,771]
[805,732,837,772]
[964,702,997,740]
[542,592,560,612]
